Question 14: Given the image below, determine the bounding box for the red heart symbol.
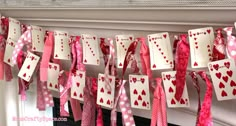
[107,90,111,94]
[190,34,192,37]
[54,66,57,70]
[84,59,87,63]
[221,90,227,97]
[73,92,77,96]
[194,38,197,41]
[100,98,103,103]
[222,76,228,83]
[107,100,111,105]
[159,48,161,51]
[7,58,10,63]
[133,89,138,94]
[129,37,132,40]
[49,83,52,87]
[230,81,236,87]
[152,64,156,68]
[132,78,137,83]
[31,56,35,61]
[55,84,58,89]
[141,90,146,95]
[23,73,26,77]
[79,93,83,98]
[233,89,236,95]
[219,82,225,88]
[166,75,171,80]
[142,101,147,107]
[27,65,30,69]
[194,62,198,66]
[207,29,211,34]
[224,62,230,69]
[138,95,142,100]
[100,88,104,93]
[49,65,52,69]
[171,99,176,104]
[161,52,164,55]
[79,73,83,78]
[227,70,233,77]
[101,77,105,82]
[93,37,96,40]
[140,78,145,83]
[171,80,176,85]
[55,54,58,57]
[208,49,211,52]
[163,34,167,38]
[166,60,169,63]
[33,47,36,50]
[207,45,210,48]
[109,78,112,83]
[119,63,122,66]
[193,33,196,36]
[134,100,138,106]
[169,87,174,93]
[154,41,156,44]
[195,46,198,49]
[215,72,221,79]
[152,38,154,40]
[180,98,185,104]
[76,82,80,87]
[164,56,166,59]
[213,64,219,70]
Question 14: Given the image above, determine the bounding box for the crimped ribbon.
[212,28,226,61]
[197,71,213,126]
[223,27,236,60]
[189,71,201,125]
[174,34,190,101]
[151,78,167,126]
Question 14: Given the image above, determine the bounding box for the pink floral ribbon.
[223,27,236,60]
[174,34,190,101]
[212,28,226,61]
[197,71,213,126]
[151,78,167,126]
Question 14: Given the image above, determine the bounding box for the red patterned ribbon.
[212,28,225,61]
[174,34,190,101]
[223,27,236,60]
[151,78,167,126]
[197,71,213,126]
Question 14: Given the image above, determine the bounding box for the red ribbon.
[174,34,190,101]
[212,28,225,61]
[0,35,5,80]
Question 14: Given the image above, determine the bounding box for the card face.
[115,35,134,68]
[148,32,174,70]
[4,18,21,66]
[129,75,150,110]
[162,71,190,108]
[54,31,71,60]
[188,27,214,68]
[31,25,45,52]
[81,34,100,65]
[208,59,236,101]
[96,73,115,108]
[18,52,40,82]
[47,63,60,91]
[71,70,86,101]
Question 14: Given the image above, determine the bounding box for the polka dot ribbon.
[174,34,190,101]
[212,28,226,61]
[223,27,236,60]
[111,40,139,126]
[151,78,167,126]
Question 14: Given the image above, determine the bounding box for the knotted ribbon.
[197,71,213,126]
[212,28,226,61]
[151,78,167,126]
[174,34,190,101]
[223,27,236,61]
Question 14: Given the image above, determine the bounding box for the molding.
[0,7,235,32]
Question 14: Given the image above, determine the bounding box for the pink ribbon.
[0,35,5,80]
[212,28,226,61]
[174,34,190,101]
[223,27,236,60]
[151,78,167,126]
[197,71,213,126]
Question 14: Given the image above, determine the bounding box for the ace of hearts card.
[4,17,21,66]
[71,70,86,101]
[115,35,134,68]
[31,25,45,52]
[47,63,60,91]
[18,52,40,82]
[54,31,71,60]
[208,59,236,101]
[96,73,115,109]
[161,71,190,108]
[81,34,100,65]
[129,75,150,110]
[188,27,214,68]
[148,32,174,70]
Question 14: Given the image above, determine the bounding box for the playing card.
[81,34,100,65]
[148,32,174,70]
[96,73,115,108]
[4,17,21,66]
[54,31,71,60]
[18,52,40,82]
[162,71,190,108]
[47,63,60,91]
[71,70,86,101]
[31,25,45,52]
[115,35,134,68]
[208,59,236,100]
[129,75,150,110]
[188,27,214,68]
